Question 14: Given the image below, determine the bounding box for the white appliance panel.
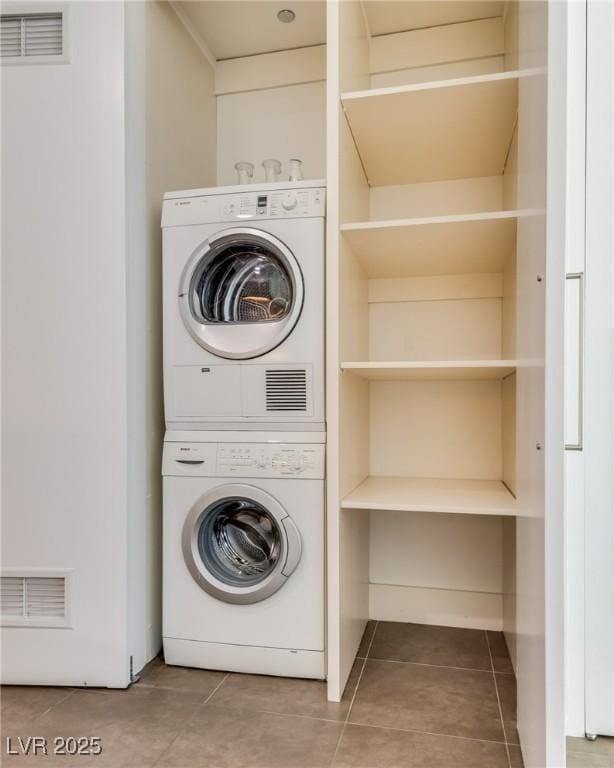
[162,438,325,679]
[162,183,325,430]
[163,476,325,651]
[170,365,242,418]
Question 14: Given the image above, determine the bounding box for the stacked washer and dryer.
[161,181,326,679]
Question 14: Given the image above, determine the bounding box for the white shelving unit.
[341,360,516,381]
[327,3,566,765]
[340,211,519,277]
[341,71,521,185]
[342,476,517,516]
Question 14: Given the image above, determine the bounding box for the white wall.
[0,0,217,685]
[370,511,504,628]
[1,1,131,685]
[132,0,216,664]
[216,81,326,186]
[147,2,217,197]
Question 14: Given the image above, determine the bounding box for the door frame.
[584,0,614,739]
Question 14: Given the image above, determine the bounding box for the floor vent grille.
[265,369,308,412]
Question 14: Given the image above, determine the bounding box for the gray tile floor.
[1,622,521,767]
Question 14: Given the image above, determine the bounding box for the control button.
[282,193,298,211]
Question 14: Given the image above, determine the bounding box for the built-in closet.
[325,3,566,768]
[1,1,565,763]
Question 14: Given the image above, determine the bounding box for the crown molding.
[168,1,217,70]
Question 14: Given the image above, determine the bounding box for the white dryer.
[162,431,325,679]
[162,181,325,430]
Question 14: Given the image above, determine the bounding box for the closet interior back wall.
[214,46,327,185]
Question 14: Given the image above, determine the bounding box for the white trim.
[542,2,569,765]
[584,0,614,740]
[369,583,503,631]
[563,0,587,739]
[168,1,216,70]
[358,0,372,41]
[215,45,325,96]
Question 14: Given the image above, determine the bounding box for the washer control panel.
[162,441,325,480]
[217,444,324,479]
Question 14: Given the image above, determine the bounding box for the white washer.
[162,181,325,431]
[162,431,325,679]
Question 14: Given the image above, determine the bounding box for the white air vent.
[265,369,308,412]
[0,13,63,59]
[1,574,69,627]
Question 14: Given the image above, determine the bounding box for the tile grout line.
[486,630,512,768]
[200,672,230,707]
[328,621,380,767]
[137,682,214,693]
[354,655,509,675]
[347,620,379,720]
[345,718,512,747]
[150,673,230,768]
[33,688,77,721]
[201,701,511,748]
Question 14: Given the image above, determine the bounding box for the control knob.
[281,192,298,211]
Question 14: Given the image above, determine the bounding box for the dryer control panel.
[162,183,325,227]
[163,441,325,480]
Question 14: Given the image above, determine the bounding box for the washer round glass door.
[179,228,304,360]
[182,484,302,604]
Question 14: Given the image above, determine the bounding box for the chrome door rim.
[181,484,302,605]
[178,228,304,360]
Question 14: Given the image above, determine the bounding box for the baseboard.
[368,583,503,630]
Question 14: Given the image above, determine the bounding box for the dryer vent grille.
[265,369,308,412]
[0,575,68,627]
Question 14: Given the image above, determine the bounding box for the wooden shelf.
[340,211,520,278]
[342,476,517,516]
[341,71,521,185]
[341,360,516,381]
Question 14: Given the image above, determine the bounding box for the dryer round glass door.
[179,228,304,359]
[182,484,302,604]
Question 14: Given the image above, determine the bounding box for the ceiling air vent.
[265,369,308,412]
[0,13,63,59]
[0,574,69,627]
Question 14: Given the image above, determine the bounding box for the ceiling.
[177,1,326,61]
[363,1,504,37]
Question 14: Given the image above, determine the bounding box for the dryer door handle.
[281,515,302,577]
